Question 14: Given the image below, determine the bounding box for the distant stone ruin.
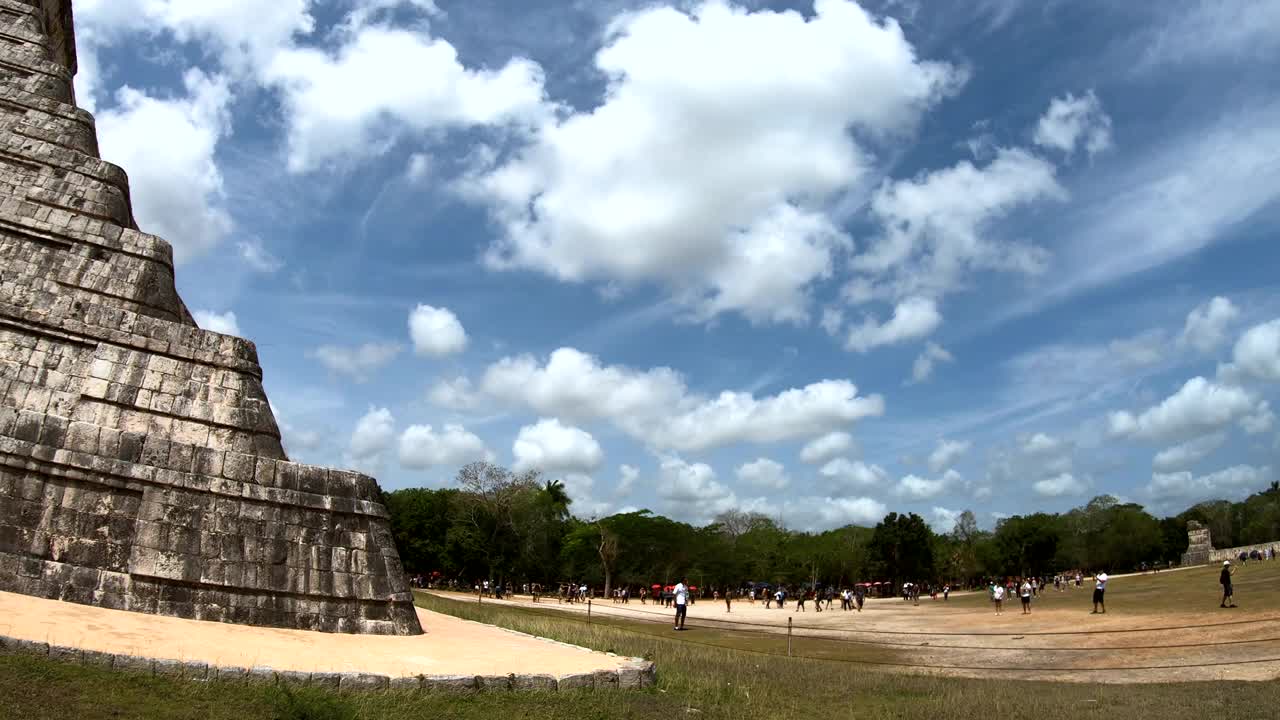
[1181,520,1213,566]
[0,0,421,635]
[1182,520,1279,567]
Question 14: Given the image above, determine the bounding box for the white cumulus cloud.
[399,423,492,469]
[657,456,739,523]
[929,506,962,533]
[1146,464,1273,502]
[264,24,547,172]
[851,147,1064,303]
[735,458,791,491]
[409,304,468,356]
[845,296,942,352]
[910,342,954,384]
[466,0,962,324]
[1242,402,1275,435]
[1033,90,1113,157]
[799,431,855,464]
[895,469,960,500]
[1033,472,1089,497]
[96,70,234,264]
[616,464,639,498]
[192,310,240,336]
[309,342,401,382]
[426,376,481,410]
[511,418,604,474]
[818,458,889,494]
[1231,318,1280,382]
[349,406,396,462]
[928,438,971,473]
[1153,432,1227,473]
[1179,296,1240,353]
[1109,377,1259,442]
[481,347,883,452]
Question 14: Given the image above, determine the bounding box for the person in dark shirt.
[1220,561,1237,608]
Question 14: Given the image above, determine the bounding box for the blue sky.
[73,0,1280,530]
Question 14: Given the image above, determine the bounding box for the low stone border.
[0,633,656,692]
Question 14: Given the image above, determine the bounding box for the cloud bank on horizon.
[74,0,1280,530]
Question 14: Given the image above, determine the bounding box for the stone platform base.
[0,590,654,691]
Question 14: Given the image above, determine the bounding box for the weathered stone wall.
[1181,520,1280,566]
[1209,542,1280,563]
[0,0,422,634]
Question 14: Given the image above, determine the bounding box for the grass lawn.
[939,562,1280,616]
[2,565,1279,720]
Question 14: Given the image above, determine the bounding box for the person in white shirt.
[992,583,1005,615]
[1019,579,1032,614]
[1092,572,1108,614]
[673,578,689,630]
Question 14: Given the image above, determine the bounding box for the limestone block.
[511,673,557,691]
[310,672,342,689]
[557,672,595,691]
[181,661,210,681]
[422,675,478,692]
[153,658,183,677]
[214,666,249,683]
[476,674,512,691]
[114,654,153,675]
[339,673,389,692]
[389,675,422,690]
[80,649,115,668]
[247,666,276,685]
[47,644,80,663]
[276,669,311,686]
[592,670,620,690]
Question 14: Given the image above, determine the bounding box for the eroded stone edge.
[0,632,656,691]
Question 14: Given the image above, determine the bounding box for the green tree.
[868,512,935,586]
[382,487,459,575]
[450,461,541,583]
[948,510,986,582]
[991,513,1060,575]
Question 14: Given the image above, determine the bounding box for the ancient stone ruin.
[0,0,421,635]
[1181,520,1213,566]
[1182,520,1279,567]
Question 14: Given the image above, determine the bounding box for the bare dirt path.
[432,563,1280,683]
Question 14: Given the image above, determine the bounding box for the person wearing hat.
[1220,561,1237,608]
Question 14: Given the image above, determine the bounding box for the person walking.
[673,577,689,630]
[854,584,865,612]
[1220,561,1237,608]
[724,588,732,613]
[1091,571,1108,614]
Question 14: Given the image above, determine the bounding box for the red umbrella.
[651,584,661,589]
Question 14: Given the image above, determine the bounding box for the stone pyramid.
[0,0,421,635]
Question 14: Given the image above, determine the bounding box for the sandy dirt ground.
[0,590,628,678]
[432,577,1280,683]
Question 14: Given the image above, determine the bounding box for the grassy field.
[938,562,1280,615]
[4,565,1280,720]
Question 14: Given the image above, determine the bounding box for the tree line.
[383,461,1280,593]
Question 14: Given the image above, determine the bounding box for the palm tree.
[542,480,572,521]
